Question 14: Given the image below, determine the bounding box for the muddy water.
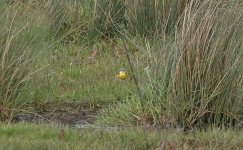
[14,110,97,128]
[13,103,243,130]
[14,110,132,130]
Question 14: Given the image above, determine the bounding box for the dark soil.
[13,102,99,128]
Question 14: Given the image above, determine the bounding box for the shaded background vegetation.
[0,0,242,130]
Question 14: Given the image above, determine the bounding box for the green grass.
[0,122,242,150]
[0,1,243,149]
[19,43,135,105]
[0,1,52,121]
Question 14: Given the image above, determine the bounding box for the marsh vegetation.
[0,0,243,149]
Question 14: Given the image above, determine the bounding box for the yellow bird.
[117,68,127,80]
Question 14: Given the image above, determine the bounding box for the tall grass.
[91,0,191,38]
[138,0,243,129]
[98,0,243,129]
[90,0,126,40]
[0,2,51,121]
[48,0,92,43]
[171,0,243,128]
[1,0,242,130]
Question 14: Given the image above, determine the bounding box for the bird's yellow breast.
[117,71,126,80]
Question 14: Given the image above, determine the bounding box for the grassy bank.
[0,123,243,150]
